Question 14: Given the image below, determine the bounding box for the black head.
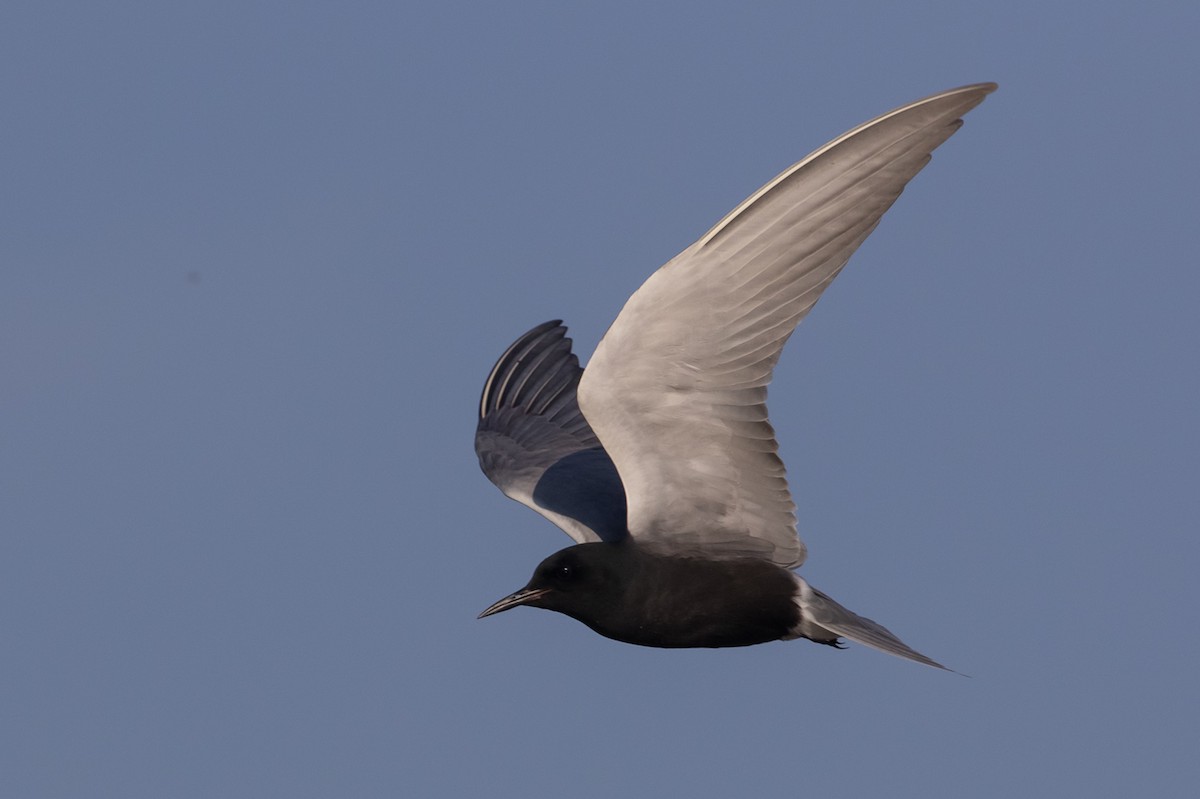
[477,543,628,622]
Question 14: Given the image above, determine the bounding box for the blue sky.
[3,2,1198,797]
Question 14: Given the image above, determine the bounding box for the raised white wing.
[578,83,996,568]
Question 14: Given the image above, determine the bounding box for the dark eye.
[558,564,574,579]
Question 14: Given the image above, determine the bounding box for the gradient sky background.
[4,3,1198,797]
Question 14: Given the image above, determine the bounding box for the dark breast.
[589,551,801,649]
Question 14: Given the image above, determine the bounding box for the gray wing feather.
[476,321,627,544]
[578,83,996,567]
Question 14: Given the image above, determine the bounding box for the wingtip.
[950,81,998,94]
[478,320,573,419]
[696,81,998,250]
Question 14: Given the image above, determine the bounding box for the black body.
[513,543,801,649]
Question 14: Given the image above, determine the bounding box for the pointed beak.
[477,586,552,619]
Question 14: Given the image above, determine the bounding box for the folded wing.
[476,321,628,544]
[578,84,996,567]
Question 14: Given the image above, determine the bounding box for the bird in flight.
[475,83,995,669]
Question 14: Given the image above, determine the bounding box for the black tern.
[475,83,995,669]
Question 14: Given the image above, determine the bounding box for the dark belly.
[579,554,800,649]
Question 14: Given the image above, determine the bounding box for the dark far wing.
[475,321,628,544]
